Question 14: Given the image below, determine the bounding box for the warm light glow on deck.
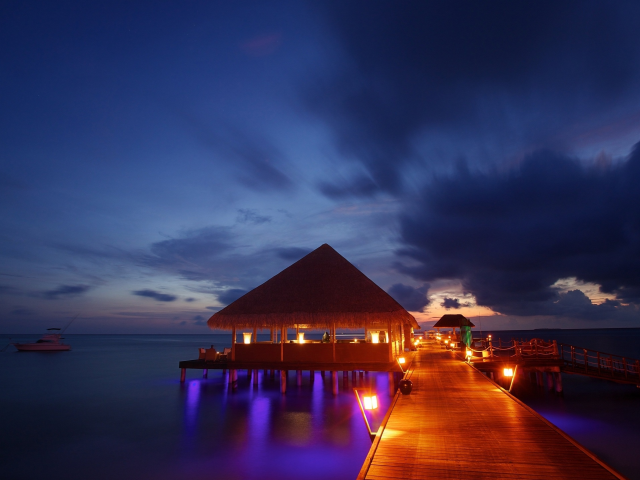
[243,332,252,344]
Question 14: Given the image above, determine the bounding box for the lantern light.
[363,395,378,410]
[370,332,380,344]
[298,332,305,344]
[444,339,449,344]
[466,349,473,358]
[504,367,514,377]
[398,357,406,364]
[243,332,252,344]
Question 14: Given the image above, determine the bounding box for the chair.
[204,347,218,362]
[198,348,206,360]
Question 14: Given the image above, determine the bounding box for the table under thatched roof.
[433,314,475,328]
[207,244,418,330]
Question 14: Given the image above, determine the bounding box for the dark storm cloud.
[387,283,430,312]
[132,289,177,302]
[176,109,294,193]
[217,288,248,306]
[306,1,640,198]
[441,298,461,310]
[237,209,272,225]
[398,143,640,320]
[42,284,91,300]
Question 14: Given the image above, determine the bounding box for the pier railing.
[559,344,640,383]
[462,338,559,360]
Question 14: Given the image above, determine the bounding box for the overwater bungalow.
[206,244,419,367]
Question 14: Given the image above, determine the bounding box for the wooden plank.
[360,344,627,480]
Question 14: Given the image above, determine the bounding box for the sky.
[1,1,640,333]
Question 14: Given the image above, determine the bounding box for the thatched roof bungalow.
[207,244,417,365]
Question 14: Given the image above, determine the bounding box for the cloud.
[237,209,271,225]
[193,314,207,326]
[304,2,640,198]
[184,297,196,302]
[42,284,91,300]
[217,288,248,306]
[386,283,430,312]
[274,247,312,261]
[441,298,461,310]
[397,143,640,321]
[132,289,177,302]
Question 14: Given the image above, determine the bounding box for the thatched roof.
[208,244,418,330]
[433,314,475,328]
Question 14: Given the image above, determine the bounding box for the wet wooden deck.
[358,343,626,480]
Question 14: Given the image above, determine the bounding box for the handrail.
[559,343,640,379]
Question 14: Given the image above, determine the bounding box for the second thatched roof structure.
[207,243,418,330]
[433,314,475,328]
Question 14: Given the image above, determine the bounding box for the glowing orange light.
[398,357,406,364]
[298,332,305,344]
[243,332,252,344]
[466,349,473,358]
[363,395,378,410]
[504,368,513,377]
[370,332,380,344]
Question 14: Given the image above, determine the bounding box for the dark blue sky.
[2,1,640,332]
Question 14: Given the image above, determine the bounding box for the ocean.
[1,330,639,480]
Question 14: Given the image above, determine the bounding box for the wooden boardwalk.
[358,344,626,480]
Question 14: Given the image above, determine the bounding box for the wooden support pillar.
[270,328,274,343]
[247,369,252,381]
[332,370,338,395]
[352,371,357,382]
[388,321,393,362]
[231,325,236,361]
[280,326,285,362]
[180,368,186,383]
[229,369,237,384]
[253,327,257,343]
[297,370,302,386]
[388,372,395,396]
[321,370,326,380]
[310,370,315,384]
[203,369,208,379]
[546,371,554,391]
[359,370,364,379]
[343,370,348,388]
[270,369,275,379]
[536,371,544,387]
[554,372,563,394]
[332,323,336,362]
[253,369,259,385]
[280,370,287,394]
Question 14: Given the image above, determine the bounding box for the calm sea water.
[1,329,639,479]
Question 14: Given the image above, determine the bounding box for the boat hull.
[14,343,71,351]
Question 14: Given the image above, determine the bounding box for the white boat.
[13,328,71,351]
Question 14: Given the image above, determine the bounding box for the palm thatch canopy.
[433,314,475,328]
[208,244,418,330]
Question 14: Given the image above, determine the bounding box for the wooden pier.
[357,343,626,480]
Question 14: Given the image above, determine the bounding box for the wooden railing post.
[553,340,558,358]
[597,352,601,375]
[623,358,628,378]
[571,346,575,367]
[583,349,588,372]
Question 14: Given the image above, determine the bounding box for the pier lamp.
[354,389,379,442]
[370,332,380,344]
[503,367,514,377]
[298,332,305,344]
[243,332,252,344]
[466,349,473,360]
